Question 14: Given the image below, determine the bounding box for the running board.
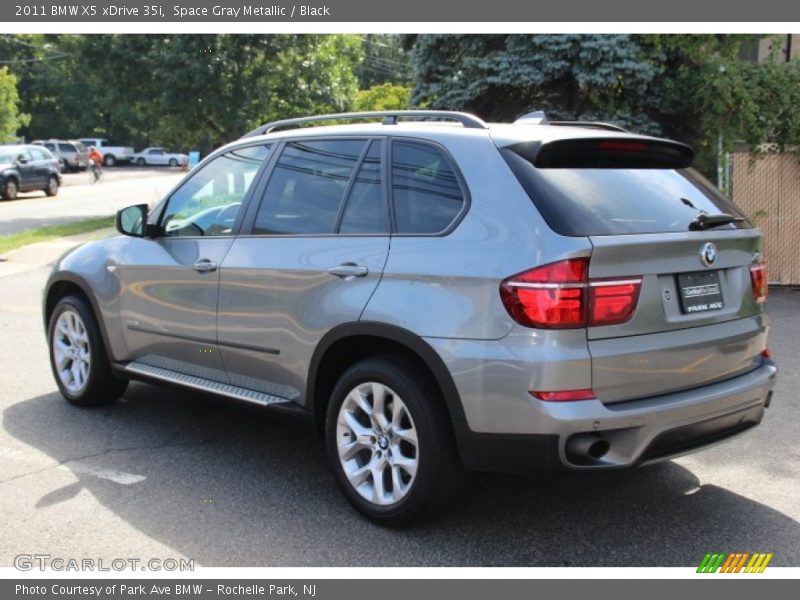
[124,361,291,408]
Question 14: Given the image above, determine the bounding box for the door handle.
[193,259,218,273]
[328,263,369,280]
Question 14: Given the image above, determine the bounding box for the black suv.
[0,144,61,200]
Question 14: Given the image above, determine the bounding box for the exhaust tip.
[587,439,610,459]
[566,433,610,464]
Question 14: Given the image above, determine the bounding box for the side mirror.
[17,155,28,165]
[116,204,157,238]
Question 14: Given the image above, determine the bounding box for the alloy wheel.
[336,382,419,506]
[52,309,91,394]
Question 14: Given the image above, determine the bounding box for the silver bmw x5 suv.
[44,110,777,525]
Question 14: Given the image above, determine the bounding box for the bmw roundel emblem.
[700,242,717,267]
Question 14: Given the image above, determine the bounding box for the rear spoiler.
[508,137,694,169]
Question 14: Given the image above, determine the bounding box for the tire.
[45,175,59,197]
[61,159,70,173]
[103,154,116,167]
[2,178,18,200]
[137,158,145,166]
[168,158,178,167]
[48,295,128,407]
[325,356,463,526]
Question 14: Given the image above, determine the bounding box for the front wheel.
[2,178,18,200]
[325,356,463,526]
[136,158,145,166]
[168,158,178,167]
[45,175,59,197]
[48,295,128,407]
[103,154,116,167]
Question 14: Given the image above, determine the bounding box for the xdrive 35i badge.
[700,242,717,267]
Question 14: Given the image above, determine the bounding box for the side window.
[161,144,270,237]
[253,139,366,235]
[391,141,465,234]
[58,143,74,153]
[29,148,47,161]
[338,141,386,234]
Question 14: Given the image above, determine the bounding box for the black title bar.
[4,0,800,22]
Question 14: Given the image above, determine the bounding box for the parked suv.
[33,139,90,172]
[43,111,777,525]
[1,144,61,199]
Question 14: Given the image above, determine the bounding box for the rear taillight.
[500,258,642,329]
[750,261,768,304]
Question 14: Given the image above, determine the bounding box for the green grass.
[0,216,115,255]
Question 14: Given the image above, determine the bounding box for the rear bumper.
[453,359,777,472]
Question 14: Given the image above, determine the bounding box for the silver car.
[43,110,777,526]
[33,139,90,173]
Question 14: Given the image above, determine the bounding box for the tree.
[355,34,411,89]
[355,83,411,112]
[2,34,364,154]
[409,34,800,177]
[0,66,28,141]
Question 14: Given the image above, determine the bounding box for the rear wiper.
[688,212,744,231]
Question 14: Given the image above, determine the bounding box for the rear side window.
[30,148,50,161]
[501,146,751,236]
[253,139,367,235]
[391,141,465,234]
[58,143,75,153]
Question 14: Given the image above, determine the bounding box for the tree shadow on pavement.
[3,383,798,567]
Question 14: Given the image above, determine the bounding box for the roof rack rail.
[548,121,628,133]
[241,110,488,138]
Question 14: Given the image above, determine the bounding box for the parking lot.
[0,246,797,565]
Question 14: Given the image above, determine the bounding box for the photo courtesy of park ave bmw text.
[0,0,799,596]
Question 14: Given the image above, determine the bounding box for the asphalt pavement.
[0,235,798,567]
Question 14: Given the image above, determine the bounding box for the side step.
[124,361,291,408]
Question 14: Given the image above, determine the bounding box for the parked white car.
[131,147,187,167]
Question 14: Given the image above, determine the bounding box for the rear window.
[501,146,751,236]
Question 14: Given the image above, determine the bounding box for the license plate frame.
[677,271,724,314]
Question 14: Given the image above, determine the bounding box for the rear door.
[217,138,390,402]
[500,139,768,403]
[29,147,54,184]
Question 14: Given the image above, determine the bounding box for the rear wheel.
[48,295,128,407]
[168,158,178,167]
[2,178,18,200]
[45,175,59,197]
[325,356,462,526]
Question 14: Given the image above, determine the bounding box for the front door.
[117,144,272,381]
